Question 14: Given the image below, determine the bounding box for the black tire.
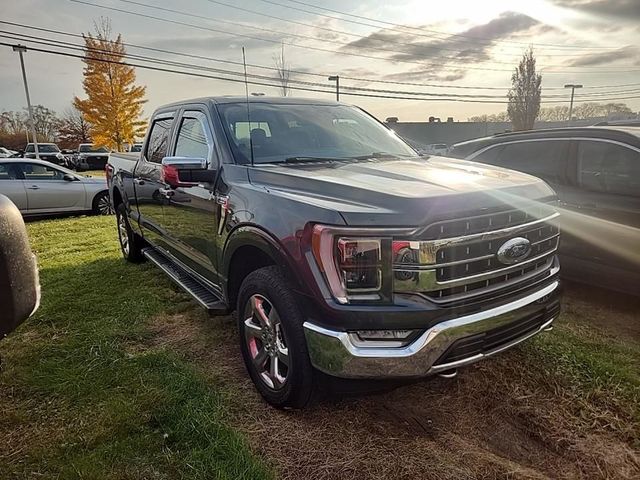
[115,203,145,263]
[237,266,315,409]
[93,191,114,215]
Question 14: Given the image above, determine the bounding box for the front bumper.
[303,280,560,378]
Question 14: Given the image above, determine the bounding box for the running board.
[142,247,228,315]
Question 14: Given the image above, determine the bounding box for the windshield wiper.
[349,152,406,160]
[283,156,348,163]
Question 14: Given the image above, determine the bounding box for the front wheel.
[237,266,315,409]
[115,204,145,263]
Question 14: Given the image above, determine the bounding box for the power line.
[4,20,640,96]
[4,40,640,105]
[71,0,640,75]
[267,0,624,51]
[5,30,640,103]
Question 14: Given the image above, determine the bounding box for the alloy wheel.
[98,195,114,215]
[118,214,130,257]
[243,294,289,390]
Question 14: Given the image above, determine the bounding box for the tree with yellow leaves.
[74,18,146,151]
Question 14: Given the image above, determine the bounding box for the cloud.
[146,32,286,54]
[552,0,640,20]
[340,12,542,81]
[567,45,640,66]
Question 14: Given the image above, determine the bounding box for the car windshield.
[79,145,109,153]
[130,144,142,152]
[218,102,419,164]
[25,144,60,153]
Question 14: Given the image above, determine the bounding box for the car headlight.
[311,225,395,304]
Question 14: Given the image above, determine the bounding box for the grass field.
[1,215,638,479]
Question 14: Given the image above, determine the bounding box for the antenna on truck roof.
[242,47,255,167]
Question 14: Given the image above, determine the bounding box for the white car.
[0,159,113,216]
[0,147,16,158]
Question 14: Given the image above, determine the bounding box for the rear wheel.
[116,204,145,263]
[93,191,114,215]
[237,266,315,409]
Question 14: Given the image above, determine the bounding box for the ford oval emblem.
[496,237,531,265]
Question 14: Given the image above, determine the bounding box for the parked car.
[0,158,113,216]
[76,143,110,171]
[0,147,17,158]
[24,143,70,167]
[0,194,40,340]
[129,143,143,153]
[108,96,561,408]
[449,126,640,295]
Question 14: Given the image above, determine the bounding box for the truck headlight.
[311,225,393,304]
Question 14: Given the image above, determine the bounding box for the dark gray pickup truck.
[107,97,561,408]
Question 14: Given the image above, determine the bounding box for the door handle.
[133,178,145,185]
[27,185,40,190]
[158,187,174,198]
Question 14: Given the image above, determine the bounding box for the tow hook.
[438,369,458,379]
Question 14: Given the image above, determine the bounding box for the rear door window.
[577,140,640,197]
[145,117,174,164]
[485,140,570,184]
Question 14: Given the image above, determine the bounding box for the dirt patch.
[146,309,640,480]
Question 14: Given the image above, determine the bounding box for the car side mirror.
[63,173,76,182]
[161,156,216,188]
[0,195,40,340]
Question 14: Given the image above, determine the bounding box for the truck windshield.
[25,144,60,153]
[79,145,109,153]
[218,103,419,164]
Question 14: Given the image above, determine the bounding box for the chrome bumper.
[303,281,559,378]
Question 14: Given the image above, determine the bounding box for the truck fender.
[222,225,305,304]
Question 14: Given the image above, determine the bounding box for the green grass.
[1,215,638,478]
[0,216,271,479]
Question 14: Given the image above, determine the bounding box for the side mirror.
[63,173,76,182]
[161,156,216,188]
[0,195,40,340]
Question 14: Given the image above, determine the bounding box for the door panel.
[0,164,28,210]
[565,140,640,283]
[162,110,220,285]
[20,163,85,211]
[134,116,174,249]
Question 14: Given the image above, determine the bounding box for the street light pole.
[564,83,583,126]
[13,45,39,159]
[328,75,340,101]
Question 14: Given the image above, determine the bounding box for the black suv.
[449,126,640,295]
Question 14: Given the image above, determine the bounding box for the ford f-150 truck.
[107,97,561,409]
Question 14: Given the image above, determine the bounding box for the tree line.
[469,102,635,123]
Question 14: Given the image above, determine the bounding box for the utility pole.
[564,84,583,126]
[328,75,340,101]
[13,45,39,158]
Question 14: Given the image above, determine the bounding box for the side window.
[577,140,640,197]
[471,145,504,164]
[0,164,13,180]
[492,140,569,184]
[175,112,211,159]
[21,163,64,181]
[145,117,173,164]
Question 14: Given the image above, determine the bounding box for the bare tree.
[273,43,291,97]
[507,47,542,131]
[57,106,92,149]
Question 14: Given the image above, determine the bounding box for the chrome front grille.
[393,210,560,305]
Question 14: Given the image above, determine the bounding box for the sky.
[1,0,639,122]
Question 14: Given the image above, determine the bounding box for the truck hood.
[248,156,556,226]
